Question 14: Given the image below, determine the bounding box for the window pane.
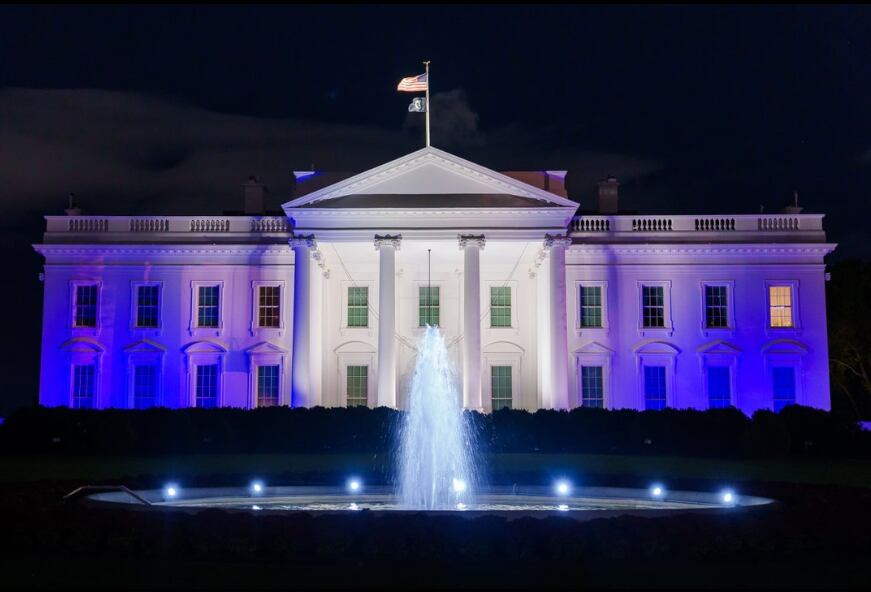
[769,286,793,328]
[642,286,665,328]
[347,365,368,407]
[419,286,440,327]
[347,287,369,327]
[644,365,667,410]
[491,366,513,410]
[258,286,281,328]
[707,366,731,409]
[197,286,220,328]
[772,366,796,412]
[579,286,602,328]
[133,364,158,409]
[74,285,98,327]
[72,364,96,409]
[257,365,280,407]
[136,285,160,328]
[490,286,512,327]
[705,285,728,328]
[580,366,604,408]
[195,364,219,408]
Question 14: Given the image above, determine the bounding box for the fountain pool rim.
[84,485,774,520]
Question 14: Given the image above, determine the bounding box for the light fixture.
[250,480,265,495]
[348,478,362,493]
[163,484,179,499]
[721,489,736,505]
[557,504,569,512]
[555,480,572,496]
[452,478,467,494]
[650,484,665,498]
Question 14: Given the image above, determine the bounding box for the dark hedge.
[1,404,869,458]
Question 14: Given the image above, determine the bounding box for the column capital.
[458,234,486,250]
[374,234,402,250]
[289,234,317,249]
[543,233,572,249]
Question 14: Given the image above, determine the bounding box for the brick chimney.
[243,176,267,214]
[597,177,619,214]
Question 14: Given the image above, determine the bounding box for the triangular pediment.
[697,340,741,356]
[283,146,578,210]
[575,341,615,355]
[123,339,167,354]
[245,341,288,355]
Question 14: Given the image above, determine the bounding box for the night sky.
[1,5,869,412]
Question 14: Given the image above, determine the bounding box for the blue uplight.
[250,480,265,495]
[554,479,572,496]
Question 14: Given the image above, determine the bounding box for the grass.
[1,452,870,488]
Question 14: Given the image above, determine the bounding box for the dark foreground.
[2,454,870,588]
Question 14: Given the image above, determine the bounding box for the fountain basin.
[85,485,773,521]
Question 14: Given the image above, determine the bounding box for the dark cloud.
[0,88,660,216]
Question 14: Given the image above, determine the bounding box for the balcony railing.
[48,215,293,235]
[569,213,823,236]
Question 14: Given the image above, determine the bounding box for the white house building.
[35,146,836,414]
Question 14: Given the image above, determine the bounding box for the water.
[396,325,477,509]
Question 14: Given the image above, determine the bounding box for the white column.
[460,234,485,410]
[290,235,315,407]
[374,234,401,408]
[545,234,571,410]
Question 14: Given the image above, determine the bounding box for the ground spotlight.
[555,479,572,496]
[347,478,362,493]
[163,484,179,499]
[250,480,265,495]
[720,489,736,505]
[452,478,467,493]
[557,504,569,512]
[650,484,665,498]
[455,502,467,510]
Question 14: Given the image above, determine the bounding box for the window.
[195,364,219,408]
[74,284,98,328]
[705,285,729,329]
[197,286,220,328]
[580,366,604,408]
[769,285,794,328]
[133,364,158,409]
[579,286,603,328]
[419,286,440,327]
[642,286,665,328]
[258,286,281,328]
[135,285,160,328]
[72,364,96,408]
[257,365,280,407]
[346,365,368,407]
[707,366,731,409]
[490,286,512,327]
[772,366,796,412]
[491,366,513,410]
[347,287,369,327]
[644,365,667,410]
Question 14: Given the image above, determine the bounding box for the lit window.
[707,366,731,409]
[72,364,96,408]
[197,286,220,328]
[772,366,796,412]
[490,287,512,327]
[347,287,369,327]
[136,285,160,328]
[579,286,602,328]
[133,364,158,409]
[419,286,440,327]
[769,286,793,328]
[346,365,368,407]
[491,366,513,410]
[258,286,280,328]
[580,366,604,408]
[642,286,665,328]
[74,285,98,328]
[705,285,729,328]
[644,365,667,410]
[195,364,219,408]
[257,365,280,407]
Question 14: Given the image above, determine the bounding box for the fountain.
[397,325,476,509]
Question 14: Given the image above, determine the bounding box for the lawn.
[2,452,871,488]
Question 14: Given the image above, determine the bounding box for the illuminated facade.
[35,146,836,413]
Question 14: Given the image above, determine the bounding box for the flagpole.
[423,60,431,147]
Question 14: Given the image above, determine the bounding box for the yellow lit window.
[769,286,793,328]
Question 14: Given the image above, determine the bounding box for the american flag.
[397,72,428,92]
